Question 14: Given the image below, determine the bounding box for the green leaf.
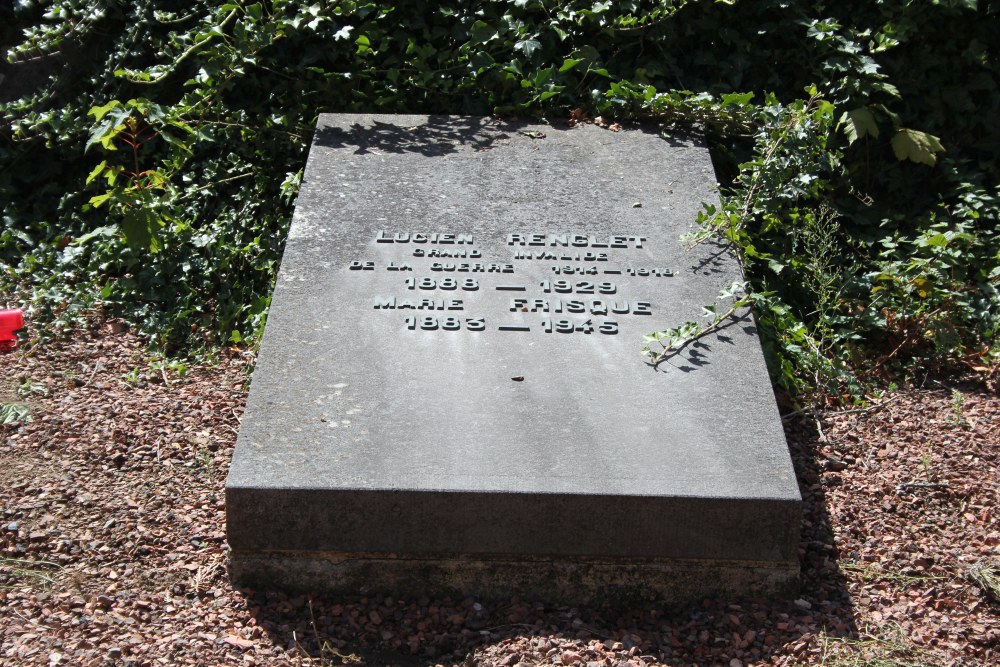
[148,233,163,254]
[88,193,113,208]
[923,233,949,247]
[514,38,541,58]
[720,92,754,107]
[85,161,108,185]
[85,104,132,152]
[120,208,159,251]
[890,128,945,166]
[840,107,879,144]
[159,128,193,155]
[469,20,497,44]
[719,281,747,299]
[934,0,977,10]
[0,403,32,425]
[74,226,117,245]
[532,67,554,87]
[88,100,122,121]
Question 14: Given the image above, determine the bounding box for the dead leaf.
[223,634,254,649]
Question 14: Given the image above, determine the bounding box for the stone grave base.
[230,551,798,604]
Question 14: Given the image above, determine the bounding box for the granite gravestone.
[226,114,802,602]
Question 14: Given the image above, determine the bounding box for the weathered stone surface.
[226,114,801,601]
[229,552,800,605]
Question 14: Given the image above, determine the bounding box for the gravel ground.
[1,318,997,666]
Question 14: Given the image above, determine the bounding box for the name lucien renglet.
[365,231,663,332]
[374,231,646,248]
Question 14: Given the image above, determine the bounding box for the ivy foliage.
[1,0,998,397]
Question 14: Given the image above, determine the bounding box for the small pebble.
[561,650,581,665]
[826,457,849,471]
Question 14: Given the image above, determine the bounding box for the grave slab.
[226,114,802,602]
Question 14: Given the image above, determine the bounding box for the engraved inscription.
[350,261,375,270]
[374,297,464,310]
[541,319,619,334]
[377,231,474,244]
[429,262,513,273]
[405,316,484,330]
[507,233,644,248]
[551,265,599,275]
[366,230,664,336]
[510,299,651,315]
[513,250,609,261]
[405,277,479,291]
[414,248,483,258]
[539,280,617,294]
[625,267,674,277]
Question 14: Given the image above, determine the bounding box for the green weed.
[0,557,61,590]
[0,403,32,425]
[948,389,969,426]
[15,377,48,398]
[807,623,937,667]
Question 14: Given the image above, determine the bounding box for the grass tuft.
[0,557,61,589]
[969,559,1000,601]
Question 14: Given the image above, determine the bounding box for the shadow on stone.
[654,128,707,149]
[313,115,536,156]
[688,240,731,277]
[649,314,751,375]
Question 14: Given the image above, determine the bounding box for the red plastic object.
[0,309,24,350]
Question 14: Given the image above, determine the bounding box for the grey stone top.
[227,114,800,509]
